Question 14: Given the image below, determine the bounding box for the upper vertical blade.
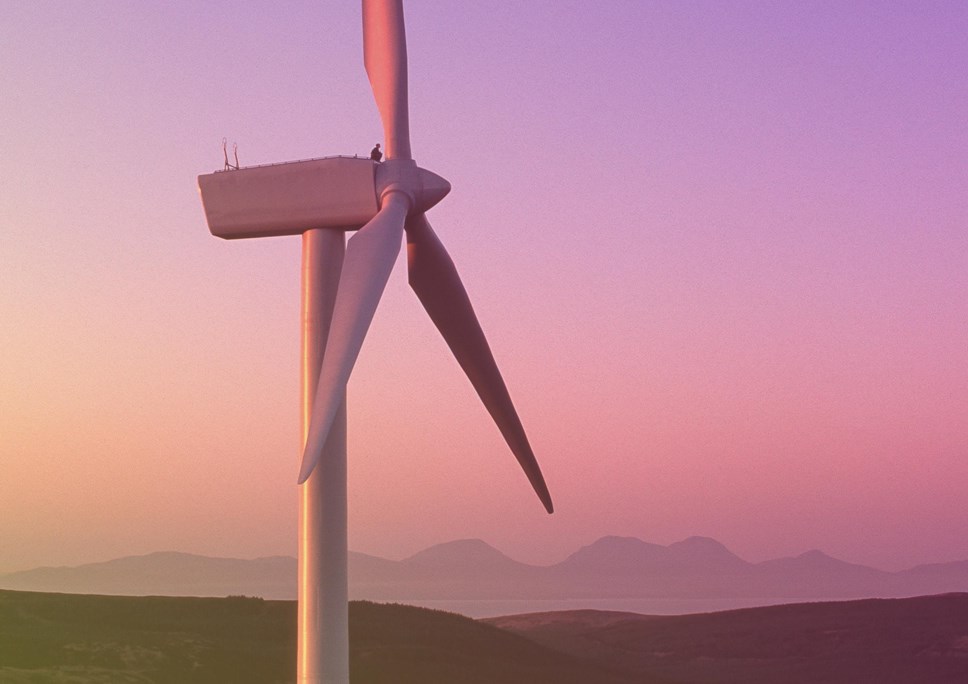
[363,0,411,160]
[298,194,409,483]
[406,213,554,513]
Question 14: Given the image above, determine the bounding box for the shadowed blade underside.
[406,213,554,513]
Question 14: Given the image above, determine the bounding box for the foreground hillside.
[3,590,967,683]
[0,590,641,683]
[488,594,968,684]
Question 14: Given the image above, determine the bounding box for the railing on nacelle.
[213,154,374,173]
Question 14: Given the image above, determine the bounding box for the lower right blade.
[406,213,554,513]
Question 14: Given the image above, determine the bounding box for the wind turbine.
[198,1,552,682]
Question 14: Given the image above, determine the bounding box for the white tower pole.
[299,228,350,684]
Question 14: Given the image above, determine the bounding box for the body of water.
[391,597,815,619]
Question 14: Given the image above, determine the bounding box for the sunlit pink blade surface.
[406,213,554,513]
[298,195,409,483]
[363,0,411,160]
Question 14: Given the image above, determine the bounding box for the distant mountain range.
[3,536,966,602]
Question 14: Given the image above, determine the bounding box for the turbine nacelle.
[197,157,448,240]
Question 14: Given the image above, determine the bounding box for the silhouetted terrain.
[0,552,296,598]
[3,590,967,682]
[4,536,967,602]
[0,590,641,683]
[487,594,968,684]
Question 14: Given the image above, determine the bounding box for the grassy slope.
[488,594,968,684]
[9,589,966,683]
[0,592,293,683]
[0,591,644,684]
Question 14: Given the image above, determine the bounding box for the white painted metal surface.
[299,0,551,513]
[363,0,410,160]
[198,2,552,682]
[299,229,349,684]
[299,192,409,484]
[198,157,378,239]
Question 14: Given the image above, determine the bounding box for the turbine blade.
[406,213,554,513]
[362,0,411,160]
[298,194,409,483]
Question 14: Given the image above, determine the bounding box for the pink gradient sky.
[2,1,967,574]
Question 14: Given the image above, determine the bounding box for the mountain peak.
[558,536,667,570]
[670,536,730,551]
[403,539,519,569]
[792,550,873,571]
[666,536,749,570]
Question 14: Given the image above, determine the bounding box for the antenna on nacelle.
[222,137,240,171]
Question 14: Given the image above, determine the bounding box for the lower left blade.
[298,194,409,483]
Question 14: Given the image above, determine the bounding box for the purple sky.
[2,1,967,574]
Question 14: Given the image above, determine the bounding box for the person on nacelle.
[370,143,383,162]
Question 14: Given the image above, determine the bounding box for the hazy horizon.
[3,3,967,577]
[3,531,966,577]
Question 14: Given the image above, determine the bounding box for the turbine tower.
[198,1,552,681]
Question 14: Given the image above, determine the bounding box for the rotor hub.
[375,158,450,215]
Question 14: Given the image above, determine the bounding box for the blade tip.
[297,456,314,484]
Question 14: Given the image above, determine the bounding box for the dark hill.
[350,601,645,683]
[487,593,968,684]
[0,590,643,683]
[5,589,968,682]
